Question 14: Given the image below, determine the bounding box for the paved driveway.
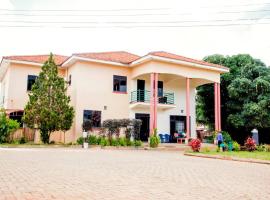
[0,148,269,200]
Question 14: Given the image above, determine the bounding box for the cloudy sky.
[0,0,270,65]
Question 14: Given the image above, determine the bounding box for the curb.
[184,153,270,165]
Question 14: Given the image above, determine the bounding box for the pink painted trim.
[214,82,218,131]
[217,83,221,131]
[150,73,155,136]
[113,91,127,94]
[186,78,190,139]
[154,73,158,129]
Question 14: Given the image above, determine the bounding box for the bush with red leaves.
[188,139,201,152]
[245,137,256,151]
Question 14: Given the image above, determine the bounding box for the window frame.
[113,75,127,93]
[83,110,102,128]
[27,75,38,91]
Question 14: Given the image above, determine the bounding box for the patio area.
[0,148,269,200]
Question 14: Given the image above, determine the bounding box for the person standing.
[216,132,223,150]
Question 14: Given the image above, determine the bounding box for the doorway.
[170,115,186,142]
[137,79,145,102]
[135,113,150,141]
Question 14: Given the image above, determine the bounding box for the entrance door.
[170,115,186,142]
[135,113,150,141]
[137,79,145,102]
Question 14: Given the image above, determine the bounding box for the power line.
[1,2,270,12]
[0,22,269,29]
[0,17,269,24]
[0,9,270,17]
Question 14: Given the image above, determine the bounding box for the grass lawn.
[197,151,270,161]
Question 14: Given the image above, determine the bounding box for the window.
[83,110,101,128]
[27,75,38,91]
[158,81,163,97]
[113,75,127,92]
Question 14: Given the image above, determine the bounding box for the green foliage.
[0,109,20,143]
[134,140,142,147]
[221,131,232,143]
[119,137,127,146]
[102,118,142,141]
[87,135,97,145]
[126,139,134,146]
[76,136,84,145]
[149,129,160,148]
[110,138,120,146]
[232,141,240,151]
[19,137,26,144]
[196,54,270,138]
[256,144,267,152]
[23,54,75,143]
[100,137,109,147]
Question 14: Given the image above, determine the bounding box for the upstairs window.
[27,75,38,91]
[113,75,127,92]
[83,110,101,128]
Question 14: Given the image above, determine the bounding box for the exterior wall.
[0,67,11,108]
[0,58,222,142]
[129,76,197,138]
[69,61,131,140]
[131,60,220,83]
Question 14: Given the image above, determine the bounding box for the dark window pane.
[113,75,127,92]
[83,110,101,128]
[27,75,38,91]
[158,81,163,97]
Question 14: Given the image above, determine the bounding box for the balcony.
[130,90,176,110]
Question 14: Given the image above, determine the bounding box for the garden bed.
[185,151,270,164]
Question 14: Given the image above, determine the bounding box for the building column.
[150,73,155,135]
[150,73,158,136]
[154,73,158,130]
[217,83,221,131]
[186,78,190,139]
[214,82,221,131]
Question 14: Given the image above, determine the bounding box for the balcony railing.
[130,90,174,105]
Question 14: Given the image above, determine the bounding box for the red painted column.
[150,73,155,135]
[154,73,158,130]
[217,83,221,131]
[214,82,219,131]
[186,78,190,139]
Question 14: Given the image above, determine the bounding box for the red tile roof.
[2,51,227,70]
[148,51,227,70]
[3,54,69,65]
[73,51,140,64]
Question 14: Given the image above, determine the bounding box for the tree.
[23,54,74,143]
[196,54,270,142]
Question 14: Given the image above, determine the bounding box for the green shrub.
[0,109,20,143]
[222,131,232,143]
[150,129,160,148]
[256,144,267,152]
[76,136,84,145]
[126,139,133,146]
[96,136,101,145]
[19,137,26,144]
[266,145,270,152]
[110,138,120,146]
[88,135,97,145]
[134,140,142,147]
[100,137,108,147]
[11,139,20,144]
[119,137,127,146]
[232,141,240,151]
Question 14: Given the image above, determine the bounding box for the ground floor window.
[9,111,24,127]
[83,110,101,128]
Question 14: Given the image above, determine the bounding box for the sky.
[0,0,270,65]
